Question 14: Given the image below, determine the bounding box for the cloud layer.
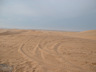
[0,0,96,31]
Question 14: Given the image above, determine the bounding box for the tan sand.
[0,29,96,72]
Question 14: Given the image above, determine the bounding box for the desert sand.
[0,29,96,72]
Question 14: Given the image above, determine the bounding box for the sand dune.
[80,30,96,33]
[0,29,96,72]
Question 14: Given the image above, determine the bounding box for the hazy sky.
[0,0,96,31]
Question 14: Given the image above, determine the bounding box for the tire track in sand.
[18,36,89,72]
[38,37,88,72]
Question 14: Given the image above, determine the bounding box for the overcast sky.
[0,0,96,31]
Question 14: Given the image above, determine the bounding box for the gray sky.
[0,0,96,31]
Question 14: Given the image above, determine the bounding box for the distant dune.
[81,30,96,33]
[74,30,96,40]
[0,29,96,72]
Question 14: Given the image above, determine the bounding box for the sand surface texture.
[0,29,96,72]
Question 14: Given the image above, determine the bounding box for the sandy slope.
[0,29,96,72]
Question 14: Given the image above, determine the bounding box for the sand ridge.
[0,29,96,72]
